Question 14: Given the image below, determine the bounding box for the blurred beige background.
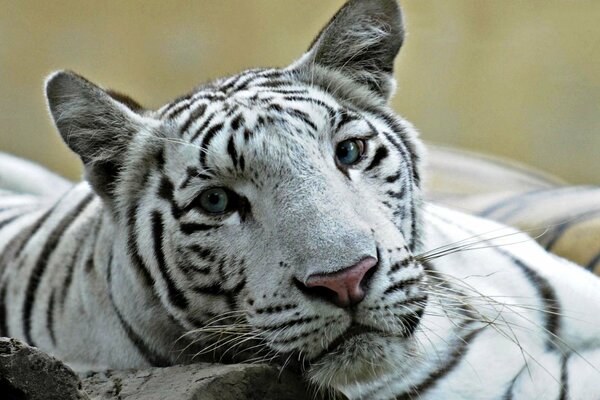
[1,1,599,183]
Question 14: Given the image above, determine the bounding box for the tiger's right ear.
[45,70,150,200]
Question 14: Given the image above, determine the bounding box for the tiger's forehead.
[159,70,375,145]
[155,69,379,184]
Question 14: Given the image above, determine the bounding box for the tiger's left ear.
[295,0,404,102]
[45,70,151,201]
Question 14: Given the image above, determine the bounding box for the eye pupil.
[336,139,363,166]
[200,188,229,214]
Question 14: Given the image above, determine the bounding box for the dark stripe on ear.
[394,327,484,400]
[365,146,389,172]
[106,253,170,367]
[22,193,94,345]
[151,211,188,309]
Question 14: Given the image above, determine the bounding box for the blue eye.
[336,139,365,166]
[199,188,229,214]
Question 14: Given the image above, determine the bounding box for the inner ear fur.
[296,0,404,101]
[45,70,147,200]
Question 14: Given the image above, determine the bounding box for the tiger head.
[45,0,427,391]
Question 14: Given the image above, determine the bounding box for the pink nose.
[305,257,378,308]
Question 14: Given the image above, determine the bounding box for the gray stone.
[0,337,342,400]
[0,337,89,400]
[82,363,331,400]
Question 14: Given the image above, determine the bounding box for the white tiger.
[1,0,599,398]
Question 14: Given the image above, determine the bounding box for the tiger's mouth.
[312,323,381,361]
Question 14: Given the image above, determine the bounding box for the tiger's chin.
[306,333,407,390]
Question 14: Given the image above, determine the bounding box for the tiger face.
[45,0,426,389]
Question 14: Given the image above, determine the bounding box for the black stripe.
[281,96,337,122]
[188,245,212,259]
[180,222,220,235]
[559,353,570,400]
[151,211,188,309]
[587,250,600,272]
[227,134,238,169]
[430,211,561,350]
[501,364,526,400]
[365,146,389,172]
[511,257,560,349]
[14,206,56,258]
[383,276,422,295]
[22,193,94,345]
[378,127,419,250]
[126,201,155,288]
[544,209,600,251]
[477,187,588,219]
[0,282,8,337]
[160,91,195,118]
[0,213,21,231]
[218,74,247,93]
[394,327,483,400]
[199,123,225,166]
[386,189,405,199]
[366,109,420,185]
[287,108,318,131]
[255,316,319,332]
[385,172,401,183]
[335,110,361,131]
[179,103,207,135]
[230,114,245,131]
[192,284,224,296]
[59,244,86,309]
[106,252,170,367]
[189,112,216,142]
[157,176,182,219]
[46,290,56,345]
[256,80,293,88]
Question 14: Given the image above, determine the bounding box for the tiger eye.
[336,139,365,166]
[199,188,229,214]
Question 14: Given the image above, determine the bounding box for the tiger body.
[1,1,599,398]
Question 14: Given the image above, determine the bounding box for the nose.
[302,257,378,308]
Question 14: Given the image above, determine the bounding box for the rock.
[0,336,341,400]
[0,337,89,400]
[82,363,331,400]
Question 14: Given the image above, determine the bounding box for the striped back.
[426,144,600,273]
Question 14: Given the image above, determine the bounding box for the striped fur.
[1,1,600,398]
[426,145,600,273]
